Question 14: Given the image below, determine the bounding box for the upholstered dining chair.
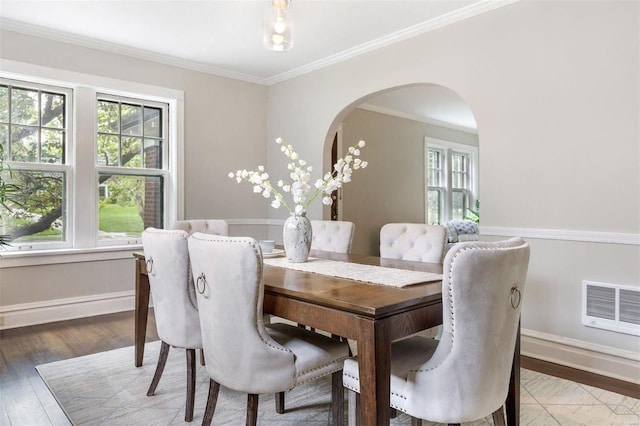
[141,228,202,422]
[311,220,355,254]
[379,223,447,263]
[343,237,530,426]
[170,219,229,236]
[379,223,448,346]
[276,219,354,412]
[187,233,350,426]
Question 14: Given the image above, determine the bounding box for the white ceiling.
[0,0,502,131]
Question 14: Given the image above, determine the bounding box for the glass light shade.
[263,0,293,51]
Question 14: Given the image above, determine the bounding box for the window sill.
[0,245,143,268]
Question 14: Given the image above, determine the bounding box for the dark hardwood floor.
[0,310,637,425]
[0,310,158,426]
[521,355,639,400]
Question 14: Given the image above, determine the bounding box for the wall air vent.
[582,281,640,336]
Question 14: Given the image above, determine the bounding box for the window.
[96,95,167,241]
[0,71,180,255]
[425,137,478,225]
[0,80,72,246]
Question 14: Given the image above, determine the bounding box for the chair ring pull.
[510,285,521,309]
[146,258,154,276]
[196,273,208,297]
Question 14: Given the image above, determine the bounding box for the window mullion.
[74,86,97,249]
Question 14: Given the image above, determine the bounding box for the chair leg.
[147,341,170,396]
[331,371,344,425]
[411,417,423,426]
[185,349,196,422]
[275,391,285,414]
[246,394,259,426]
[348,389,360,426]
[200,348,205,366]
[391,408,398,418]
[492,406,506,426]
[202,379,220,426]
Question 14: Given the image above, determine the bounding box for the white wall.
[266,0,640,377]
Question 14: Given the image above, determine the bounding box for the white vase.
[283,213,312,263]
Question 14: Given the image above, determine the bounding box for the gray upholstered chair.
[343,238,530,425]
[379,223,447,263]
[141,228,202,422]
[188,234,350,426]
[311,220,355,254]
[170,219,228,236]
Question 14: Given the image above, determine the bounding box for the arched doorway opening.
[324,84,479,256]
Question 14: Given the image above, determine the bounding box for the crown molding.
[359,103,478,134]
[0,18,270,86]
[265,0,519,85]
[1,0,518,86]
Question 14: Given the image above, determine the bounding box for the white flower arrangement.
[229,137,368,215]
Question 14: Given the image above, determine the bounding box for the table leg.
[357,317,391,426]
[135,259,150,367]
[506,319,521,426]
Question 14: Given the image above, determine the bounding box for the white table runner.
[263,256,442,288]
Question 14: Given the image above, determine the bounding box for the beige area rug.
[36,341,640,425]
[36,341,350,425]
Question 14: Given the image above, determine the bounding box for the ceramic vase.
[283,213,312,263]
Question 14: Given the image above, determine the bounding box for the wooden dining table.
[133,249,521,426]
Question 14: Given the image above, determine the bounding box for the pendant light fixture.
[264,0,293,52]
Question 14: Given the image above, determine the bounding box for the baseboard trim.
[521,328,640,385]
[3,292,637,388]
[0,291,138,330]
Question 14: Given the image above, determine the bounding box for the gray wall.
[265,0,640,356]
[1,1,638,375]
[341,108,478,255]
[0,29,268,306]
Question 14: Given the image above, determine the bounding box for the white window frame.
[424,137,478,224]
[0,59,184,267]
[94,93,170,247]
[1,78,74,251]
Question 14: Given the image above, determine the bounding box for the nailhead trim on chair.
[410,242,527,374]
[343,371,407,410]
[189,234,294,356]
[294,356,349,386]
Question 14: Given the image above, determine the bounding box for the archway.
[324,84,479,256]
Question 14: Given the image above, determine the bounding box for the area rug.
[37,342,637,425]
[35,341,415,425]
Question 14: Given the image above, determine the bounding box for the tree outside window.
[0,77,171,250]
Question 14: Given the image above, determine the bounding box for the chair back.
[141,228,202,349]
[404,237,530,422]
[379,223,446,263]
[171,219,229,236]
[187,234,296,394]
[310,220,355,253]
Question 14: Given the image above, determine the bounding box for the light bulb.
[274,18,286,34]
[272,34,284,44]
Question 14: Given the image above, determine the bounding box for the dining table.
[133,249,521,426]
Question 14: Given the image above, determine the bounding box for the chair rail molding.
[480,226,640,246]
[225,218,286,226]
